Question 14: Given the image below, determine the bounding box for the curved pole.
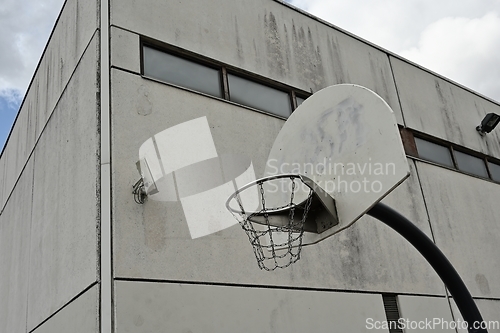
[367,202,487,333]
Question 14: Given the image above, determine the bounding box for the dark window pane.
[228,74,291,118]
[414,137,454,167]
[296,96,305,107]
[143,46,222,98]
[455,151,488,178]
[488,162,500,182]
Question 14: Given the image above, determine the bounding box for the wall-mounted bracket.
[132,178,147,204]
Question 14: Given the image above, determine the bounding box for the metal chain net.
[233,176,313,271]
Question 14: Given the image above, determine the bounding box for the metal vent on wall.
[382,294,404,333]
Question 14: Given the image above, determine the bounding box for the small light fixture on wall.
[476,113,500,136]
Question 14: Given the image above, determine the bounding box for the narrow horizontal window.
[227,74,291,118]
[143,46,222,98]
[454,151,488,178]
[414,137,454,167]
[488,162,500,182]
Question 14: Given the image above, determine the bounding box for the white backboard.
[263,84,409,245]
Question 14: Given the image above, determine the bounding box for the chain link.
[230,175,315,271]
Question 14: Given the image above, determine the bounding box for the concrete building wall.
[0,158,34,333]
[417,161,500,299]
[110,70,445,294]
[2,0,500,332]
[0,0,99,212]
[27,34,100,329]
[109,0,404,124]
[398,295,456,333]
[106,0,500,331]
[0,0,100,331]
[114,280,388,332]
[451,299,500,333]
[31,285,99,333]
[391,56,500,159]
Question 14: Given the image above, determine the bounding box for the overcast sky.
[0,0,65,151]
[1,0,500,150]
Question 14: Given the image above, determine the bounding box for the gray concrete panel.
[110,0,403,123]
[32,285,99,333]
[0,158,33,333]
[0,143,14,211]
[416,161,500,298]
[450,298,500,333]
[111,70,443,295]
[115,280,388,332]
[398,295,455,332]
[27,37,100,330]
[111,26,141,73]
[0,148,10,211]
[32,0,98,140]
[391,56,500,159]
[0,0,98,212]
[0,107,34,211]
[0,156,5,210]
[327,29,403,124]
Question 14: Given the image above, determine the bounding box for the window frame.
[140,38,311,119]
[486,159,500,183]
[453,148,489,179]
[141,43,224,98]
[295,93,311,109]
[413,135,455,168]
[226,71,294,118]
[408,130,500,184]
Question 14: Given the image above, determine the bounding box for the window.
[411,133,500,183]
[489,162,500,182]
[414,137,454,167]
[296,96,306,107]
[141,42,309,119]
[143,46,222,98]
[227,74,291,118]
[454,151,488,178]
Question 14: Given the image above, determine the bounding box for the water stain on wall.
[264,11,286,77]
[435,80,465,145]
[234,17,244,64]
[327,35,346,83]
[475,273,491,295]
[291,22,326,91]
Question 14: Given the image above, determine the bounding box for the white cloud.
[0,89,23,108]
[0,0,64,94]
[401,12,500,102]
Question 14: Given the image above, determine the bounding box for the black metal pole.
[367,202,487,333]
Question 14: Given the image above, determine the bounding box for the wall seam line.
[99,0,112,331]
[24,156,36,332]
[0,28,100,215]
[27,282,98,333]
[113,277,451,298]
[387,54,407,127]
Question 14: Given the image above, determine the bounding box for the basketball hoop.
[226,174,314,271]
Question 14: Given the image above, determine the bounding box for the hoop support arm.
[367,202,487,333]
